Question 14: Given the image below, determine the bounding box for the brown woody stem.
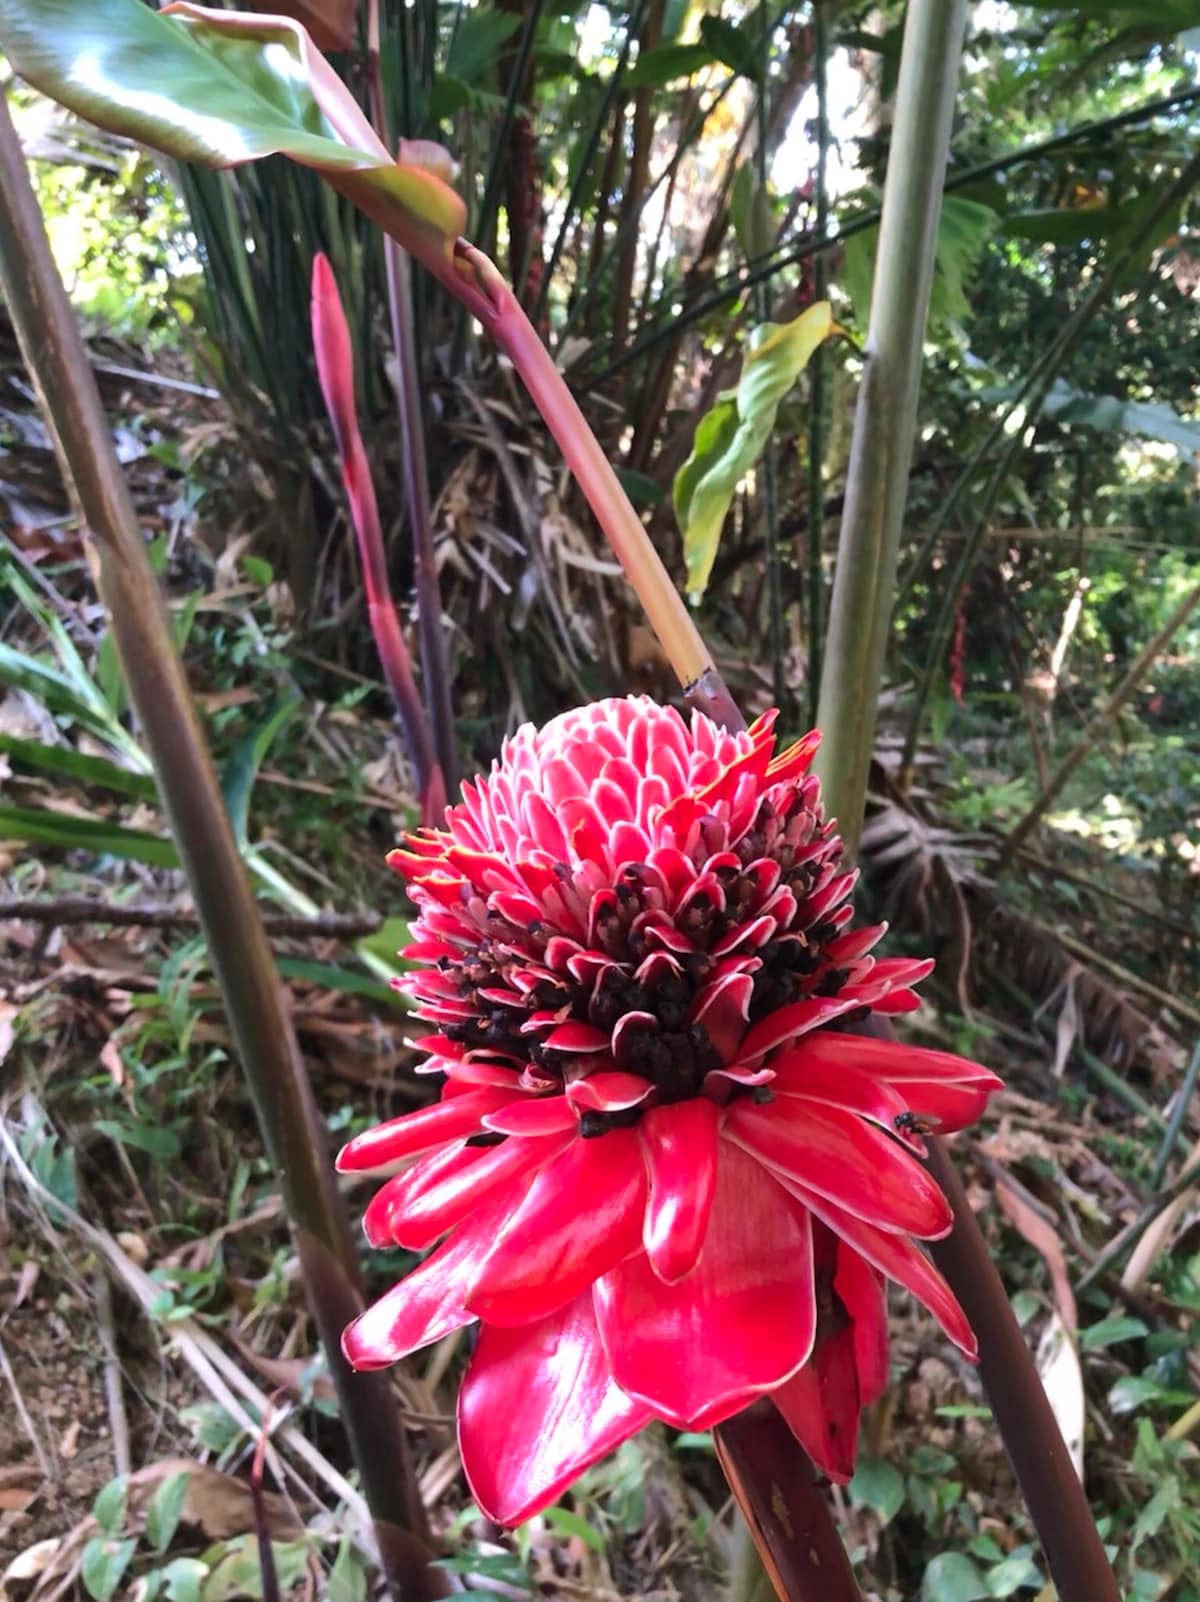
[715,1404,863,1602]
[0,87,441,1602]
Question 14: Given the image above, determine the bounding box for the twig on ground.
[94,1267,131,1478]
[0,1327,55,1483]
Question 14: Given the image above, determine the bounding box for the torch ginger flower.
[337,697,999,1525]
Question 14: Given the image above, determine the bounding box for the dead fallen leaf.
[58,1420,81,1460]
[1,1536,60,1587]
[997,1178,1078,1333]
[128,1458,301,1540]
[13,1259,39,1309]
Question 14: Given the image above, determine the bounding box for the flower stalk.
[0,87,441,1601]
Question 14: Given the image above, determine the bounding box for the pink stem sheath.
[311,251,445,824]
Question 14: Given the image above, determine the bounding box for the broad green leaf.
[202,1536,309,1602]
[428,75,473,121]
[0,735,157,800]
[1036,381,1200,456]
[274,956,406,1007]
[220,695,301,847]
[0,0,465,263]
[922,1552,989,1602]
[81,1537,137,1602]
[616,467,665,507]
[542,1506,606,1551]
[985,1551,1042,1597]
[699,14,760,80]
[92,1475,129,1536]
[849,1456,905,1524]
[0,642,135,753]
[674,302,834,598]
[1079,1314,1150,1350]
[0,803,178,867]
[626,42,714,86]
[94,1120,183,1159]
[445,6,521,83]
[162,1558,209,1602]
[845,196,996,331]
[730,163,775,263]
[1002,204,1143,244]
[145,1470,192,1556]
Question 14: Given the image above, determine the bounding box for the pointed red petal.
[467,1130,646,1326]
[776,1182,976,1357]
[388,1132,572,1250]
[567,1072,654,1112]
[836,1242,890,1405]
[595,1142,816,1427]
[639,1100,720,1284]
[772,1330,860,1484]
[458,1295,653,1527]
[725,1100,953,1239]
[335,1088,517,1175]
[342,1189,517,1371]
[482,1096,578,1137]
[736,997,866,1065]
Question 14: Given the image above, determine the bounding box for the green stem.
[814,0,968,855]
[0,87,441,1601]
[755,4,784,712]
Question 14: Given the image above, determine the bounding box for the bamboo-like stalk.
[804,0,829,728]
[814,0,968,855]
[999,579,1200,864]
[0,89,441,1602]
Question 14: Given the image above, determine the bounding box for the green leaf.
[542,1506,606,1551]
[922,1552,989,1602]
[1038,382,1200,456]
[241,554,274,587]
[220,695,301,847]
[0,0,465,262]
[1080,1314,1150,1350]
[92,1475,129,1536]
[162,1559,208,1602]
[1108,1375,1196,1415]
[849,1457,905,1524]
[427,75,473,120]
[985,1551,1042,1597]
[0,642,133,752]
[202,1536,309,1602]
[845,196,996,331]
[699,14,760,80]
[626,41,714,87]
[82,1537,137,1602]
[616,467,665,506]
[674,302,834,598]
[0,734,157,800]
[445,6,521,82]
[94,1120,183,1159]
[145,1471,192,1556]
[0,803,178,867]
[1002,204,1143,245]
[1133,1478,1181,1546]
[274,956,405,1007]
[327,1539,367,1602]
[730,163,775,263]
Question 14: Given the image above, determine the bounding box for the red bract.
[338,697,1000,1525]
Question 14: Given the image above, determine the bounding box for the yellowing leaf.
[674,302,834,599]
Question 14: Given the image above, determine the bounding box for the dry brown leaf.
[997,1180,1077,1333]
[128,1458,301,1541]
